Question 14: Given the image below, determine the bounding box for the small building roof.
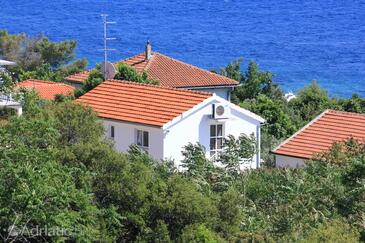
[0,59,16,66]
[272,109,365,159]
[66,52,239,88]
[76,80,213,127]
[16,79,75,100]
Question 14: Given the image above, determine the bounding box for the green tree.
[0,30,87,82]
[219,58,243,82]
[76,65,104,96]
[77,62,160,95]
[0,115,99,242]
[334,93,365,113]
[215,188,243,238]
[288,80,330,126]
[218,134,256,178]
[179,224,224,243]
[246,94,296,139]
[181,143,212,179]
[232,60,283,102]
[115,63,159,85]
[283,219,360,242]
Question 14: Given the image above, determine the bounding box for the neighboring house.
[272,109,365,168]
[76,80,264,169]
[0,95,22,116]
[16,79,75,101]
[66,42,239,100]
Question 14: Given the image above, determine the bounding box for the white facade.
[0,95,22,116]
[275,155,306,168]
[182,86,235,101]
[103,120,164,159]
[102,95,264,170]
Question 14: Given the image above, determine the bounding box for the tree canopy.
[0,30,87,83]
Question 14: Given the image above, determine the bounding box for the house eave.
[176,84,238,89]
[100,117,163,129]
[270,151,311,160]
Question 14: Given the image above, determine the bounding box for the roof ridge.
[151,52,239,85]
[117,53,147,65]
[22,79,55,84]
[327,109,365,117]
[106,79,213,97]
[20,79,74,88]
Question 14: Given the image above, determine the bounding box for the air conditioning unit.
[212,103,230,119]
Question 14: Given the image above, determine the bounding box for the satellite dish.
[101,61,116,80]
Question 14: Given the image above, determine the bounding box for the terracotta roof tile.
[76,80,212,127]
[272,110,365,159]
[16,79,75,100]
[65,52,239,88]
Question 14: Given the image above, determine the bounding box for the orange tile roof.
[272,110,365,159]
[65,52,239,88]
[76,80,213,127]
[16,79,75,100]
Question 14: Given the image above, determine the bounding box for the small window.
[136,129,149,148]
[210,124,224,157]
[110,125,115,139]
[143,131,149,147]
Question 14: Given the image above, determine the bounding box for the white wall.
[275,154,305,168]
[163,99,261,170]
[102,119,164,160]
[183,87,233,100]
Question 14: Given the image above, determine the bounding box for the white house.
[272,109,365,168]
[0,94,22,116]
[66,42,239,100]
[77,80,264,169]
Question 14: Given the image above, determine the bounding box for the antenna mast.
[101,14,116,79]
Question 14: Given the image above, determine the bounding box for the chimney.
[145,40,152,60]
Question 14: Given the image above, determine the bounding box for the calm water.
[1,0,365,97]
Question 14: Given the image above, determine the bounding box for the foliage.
[218,58,243,82]
[288,80,330,126]
[0,106,17,118]
[77,62,160,95]
[0,30,87,82]
[228,60,283,102]
[0,111,98,241]
[179,224,224,243]
[115,63,159,85]
[334,93,365,113]
[243,94,295,139]
[218,134,256,177]
[283,219,360,242]
[76,64,104,96]
[181,143,213,183]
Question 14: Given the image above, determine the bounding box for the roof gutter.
[270,151,311,160]
[177,84,239,89]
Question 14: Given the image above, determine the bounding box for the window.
[210,124,224,157]
[136,129,149,148]
[110,125,115,139]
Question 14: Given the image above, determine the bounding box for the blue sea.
[1,0,365,97]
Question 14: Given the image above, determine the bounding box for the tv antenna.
[100,14,117,80]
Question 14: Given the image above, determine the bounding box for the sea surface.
[1,0,365,97]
